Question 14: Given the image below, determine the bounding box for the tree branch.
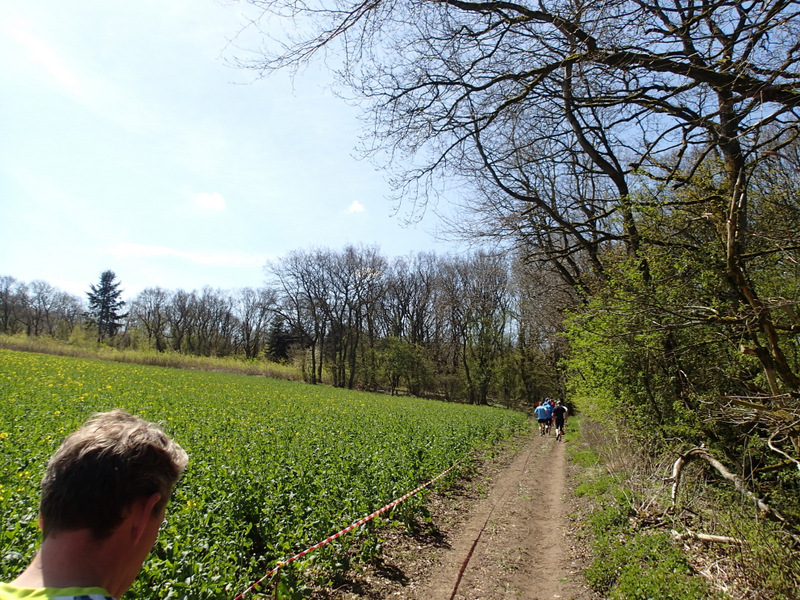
[669,447,800,545]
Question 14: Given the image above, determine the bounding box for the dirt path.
[408,432,588,600]
[325,430,596,600]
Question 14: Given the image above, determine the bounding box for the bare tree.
[382,253,439,346]
[0,277,27,335]
[234,287,276,359]
[131,287,172,352]
[241,0,800,454]
[166,289,193,352]
[188,287,238,357]
[344,245,387,389]
[266,249,331,383]
[29,280,60,336]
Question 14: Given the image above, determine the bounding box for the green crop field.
[0,349,528,599]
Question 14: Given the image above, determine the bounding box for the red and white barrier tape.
[233,456,465,600]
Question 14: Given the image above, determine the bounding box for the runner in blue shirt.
[543,399,554,435]
[534,402,549,436]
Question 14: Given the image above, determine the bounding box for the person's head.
[39,409,188,540]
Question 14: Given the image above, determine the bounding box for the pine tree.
[86,270,127,341]
[265,318,292,363]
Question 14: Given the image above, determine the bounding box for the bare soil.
[319,428,599,600]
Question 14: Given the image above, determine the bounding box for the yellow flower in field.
[0,432,8,440]
[53,410,61,416]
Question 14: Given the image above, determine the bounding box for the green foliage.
[568,440,602,468]
[574,416,800,599]
[564,237,759,449]
[605,533,712,600]
[574,474,615,498]
[671,463,800,600]
[0,349,527,599]
[569,157,791,413]
[377,337,433,396]
[578,463,720,599]
[723,515,800,600]
[564,159,800,570]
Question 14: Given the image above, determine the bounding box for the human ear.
[129,493,163,543]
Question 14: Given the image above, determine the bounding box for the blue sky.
[0,1,453,299]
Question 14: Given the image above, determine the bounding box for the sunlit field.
[0,349,527,599]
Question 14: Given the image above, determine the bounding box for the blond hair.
[40,409,188,539]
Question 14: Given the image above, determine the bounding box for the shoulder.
[0,584,115,600]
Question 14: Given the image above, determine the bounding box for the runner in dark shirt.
[553,401,568,441]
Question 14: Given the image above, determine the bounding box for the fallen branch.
[670,447,800,546]
[671,529,743,545]
[767,421,800,473]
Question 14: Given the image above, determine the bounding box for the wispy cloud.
[2,16,82,96]
[348,200,364,213]
[110,242,264,267]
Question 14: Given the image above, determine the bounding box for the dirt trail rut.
[325,430,596,600]
[407,433,586,600]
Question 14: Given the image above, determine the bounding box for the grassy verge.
[567,417,800,599]
[0,333,302,381]
[566,419,726,600]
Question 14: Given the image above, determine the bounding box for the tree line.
[232,0,800,582]
[0,248,571,406]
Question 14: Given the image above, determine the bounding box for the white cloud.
[110,242,264,267]
[348,200,364,213]
[195,192,226,211]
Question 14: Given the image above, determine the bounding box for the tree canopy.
[239,0,800,546]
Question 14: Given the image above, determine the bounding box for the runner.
[553,400,568,441]
[534,402,549,436]
[543,398,554,435]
